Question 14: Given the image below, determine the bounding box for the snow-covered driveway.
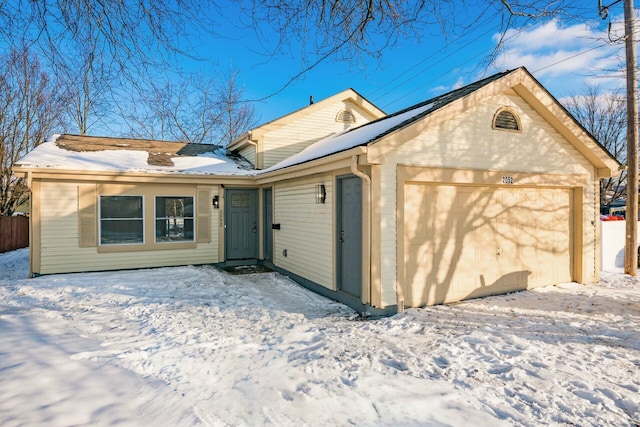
[1,248,639,426]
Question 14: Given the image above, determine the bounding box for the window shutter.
[78,184,97,247]
[196,188,211,243]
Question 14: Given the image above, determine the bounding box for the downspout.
[350,155,372,306]
[245,132,260,169]
[24,171,33,278]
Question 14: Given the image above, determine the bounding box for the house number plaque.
[502,176,514,184]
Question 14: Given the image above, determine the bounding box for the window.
[493,108,521,131]
[100,196,144,245]
[155,196,194,242]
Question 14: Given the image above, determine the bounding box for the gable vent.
[493,109,520,131]
[336,110,356,123]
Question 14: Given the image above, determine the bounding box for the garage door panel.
[404,183,572,307]
[405,240,444,305]
[404,185,431,242]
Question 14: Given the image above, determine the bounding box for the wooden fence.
[0,215,29,253]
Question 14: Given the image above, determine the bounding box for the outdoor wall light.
[316,184,326,204]
[212,195,219,209]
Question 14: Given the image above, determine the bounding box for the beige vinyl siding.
[389,91,593,175]
[238,145,256,167]
[273,175,333,288]
[582,177,598,282]
[38,182,220,275]
[377,92,598,306]
[262,100,376,169]
[379,165,399,306]
[40,182,80,274]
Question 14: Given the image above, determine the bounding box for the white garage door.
[403,183,572,307]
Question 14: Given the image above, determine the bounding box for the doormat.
[223,265,273,275]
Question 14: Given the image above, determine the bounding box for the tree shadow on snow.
[411,289,640,351]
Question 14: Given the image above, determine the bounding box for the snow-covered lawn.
[1,249,638,426]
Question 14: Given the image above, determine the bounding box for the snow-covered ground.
[1,248,638,426]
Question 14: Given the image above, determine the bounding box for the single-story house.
[14,67,619,315]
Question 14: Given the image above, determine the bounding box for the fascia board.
[512,77,620,177]
[14,167,256,186]
[255,146,367,184]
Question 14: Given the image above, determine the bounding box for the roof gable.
[228,88,385,152]
[510,71,620,177]
[260,70,512,172]
[263,68,619,176]
[368,67,619,176]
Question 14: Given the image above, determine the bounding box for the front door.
[337,176,363,298]
[225,189,258,260]
[263,188,273,263]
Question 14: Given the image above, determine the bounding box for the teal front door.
[225,189,258,260]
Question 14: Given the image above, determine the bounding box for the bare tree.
[240,0,583,94]
[0,1,216,76]
[0,48,67,216]
[0,0,220,135]
[563,86,627,208]
[125,70,258,145]
[125,78,217,144]
[59,30,120,135]
[0,1,583,116]
[218,71,259,145]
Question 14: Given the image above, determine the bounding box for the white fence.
[600,220,639,271]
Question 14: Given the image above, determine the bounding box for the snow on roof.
[16,134,255,176]
[261,70,515,173]
[19,70,518,177]
[260,101,436,172]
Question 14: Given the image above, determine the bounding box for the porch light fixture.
[316,184,326,204]
[212,195,219,209]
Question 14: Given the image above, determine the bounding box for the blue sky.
[177,3,635,125]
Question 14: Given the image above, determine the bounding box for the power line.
[532,41,612,73]
[373,20,547,109]
[367,18,499,99]
[371,25,498,102]
[376,18,636,111]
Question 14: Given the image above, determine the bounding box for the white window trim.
[98,195,145,246]
[154,195,196,244]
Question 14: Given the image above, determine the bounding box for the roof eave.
[13,166,256,185]
[256,146,367,183]
[510,70,621,177]
[227,131,253,151]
